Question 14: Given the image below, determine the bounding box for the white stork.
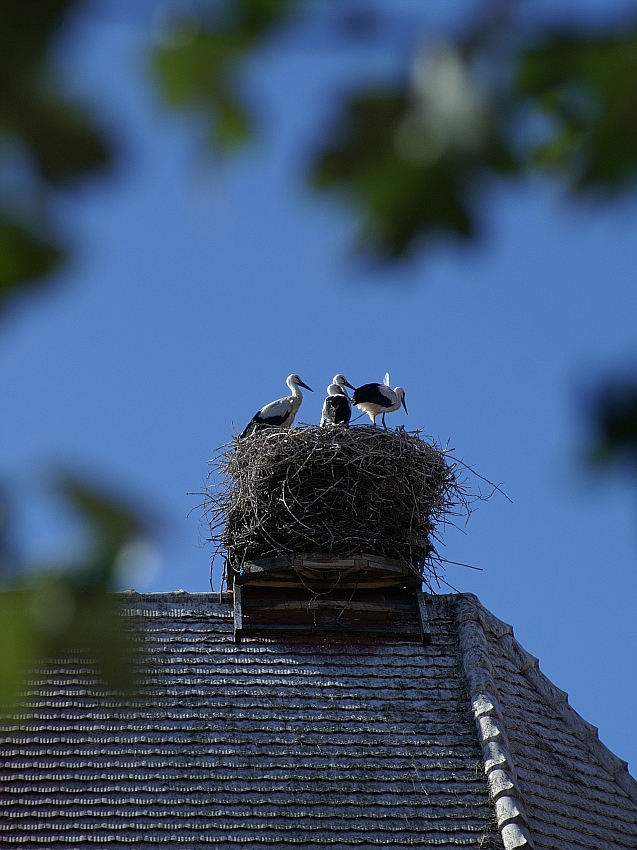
[320,374,355,427]
[240,374,313,438]
[352,373,408,427]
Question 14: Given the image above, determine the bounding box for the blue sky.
[2,0,637,771]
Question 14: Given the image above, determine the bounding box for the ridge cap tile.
[500,822,534,849]
[455,598,534,849]
[457,593,514,640]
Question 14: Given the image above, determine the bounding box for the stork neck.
[286,382,305,414]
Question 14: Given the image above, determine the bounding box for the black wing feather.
[352,383,392,408]
[240,410,290,438]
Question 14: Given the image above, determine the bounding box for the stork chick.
[320,374,355,427]
[240,374,313,438]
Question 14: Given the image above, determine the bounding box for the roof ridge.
[461,593,637,810]
[116,590,233,601]
[455,594,535,850]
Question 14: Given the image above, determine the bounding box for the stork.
[320,374,355,427]
[240,374,313,438]
[352,373,408,427]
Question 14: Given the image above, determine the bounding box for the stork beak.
[344,380,355,390]
[401,396,408,414]
[299,379,313,392]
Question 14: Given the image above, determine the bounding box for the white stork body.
[320,374,355,427]
[240,374,313,438]
[352,374,407,427]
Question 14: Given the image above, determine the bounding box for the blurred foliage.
[0,0,111,314]
[152,0,295,150]
[3,0,637,308]
[310,23,637,259]
[149,3,637,263]
[518,31,637,193]
[0,0,140,712]
[588,378,637,468]
[312,85,518,260]
[0,223,62,303]
[0,477,149,709]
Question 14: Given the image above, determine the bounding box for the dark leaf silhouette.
[519,30,637,192]
[0,223,62,313]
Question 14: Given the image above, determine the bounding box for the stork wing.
[240,411,264,438]
[383,372,391,387]
[353,383,395,407]
[240,396,292,437]
[256,397,292,424]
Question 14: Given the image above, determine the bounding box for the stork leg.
[382,412,387,428]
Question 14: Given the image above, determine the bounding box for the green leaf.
[0,2,76,67]
[229,0,294,35]
[312,91,517,260]
[16,95,112,186]
[0,590,42,709]
[0,476,152,710]
[56,475,148,590]
[151,0,297,152]
[1,0,113,186]
[0,1,114,304]
[0,579,140,710]
[0,221,62,309]
[518,30,637,191]
[153,31,253,151]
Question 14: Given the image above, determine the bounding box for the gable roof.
[2,591,636,849]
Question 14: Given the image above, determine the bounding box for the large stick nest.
[203,426,473,588]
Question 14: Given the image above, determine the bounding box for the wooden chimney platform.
[231,554,430,644]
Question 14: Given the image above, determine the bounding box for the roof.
[2,591,636,849]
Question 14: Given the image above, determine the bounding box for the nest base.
[205,426,464,590]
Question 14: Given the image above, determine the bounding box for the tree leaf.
[518,29,637,192]
[151,0,296,152]
[12,94,112,186]
[153,31,253,151]
[0,477,152,709]
[56,475,149,590]
[0,590,42,710]
[0,221,62,311]
[312,90,518,260]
